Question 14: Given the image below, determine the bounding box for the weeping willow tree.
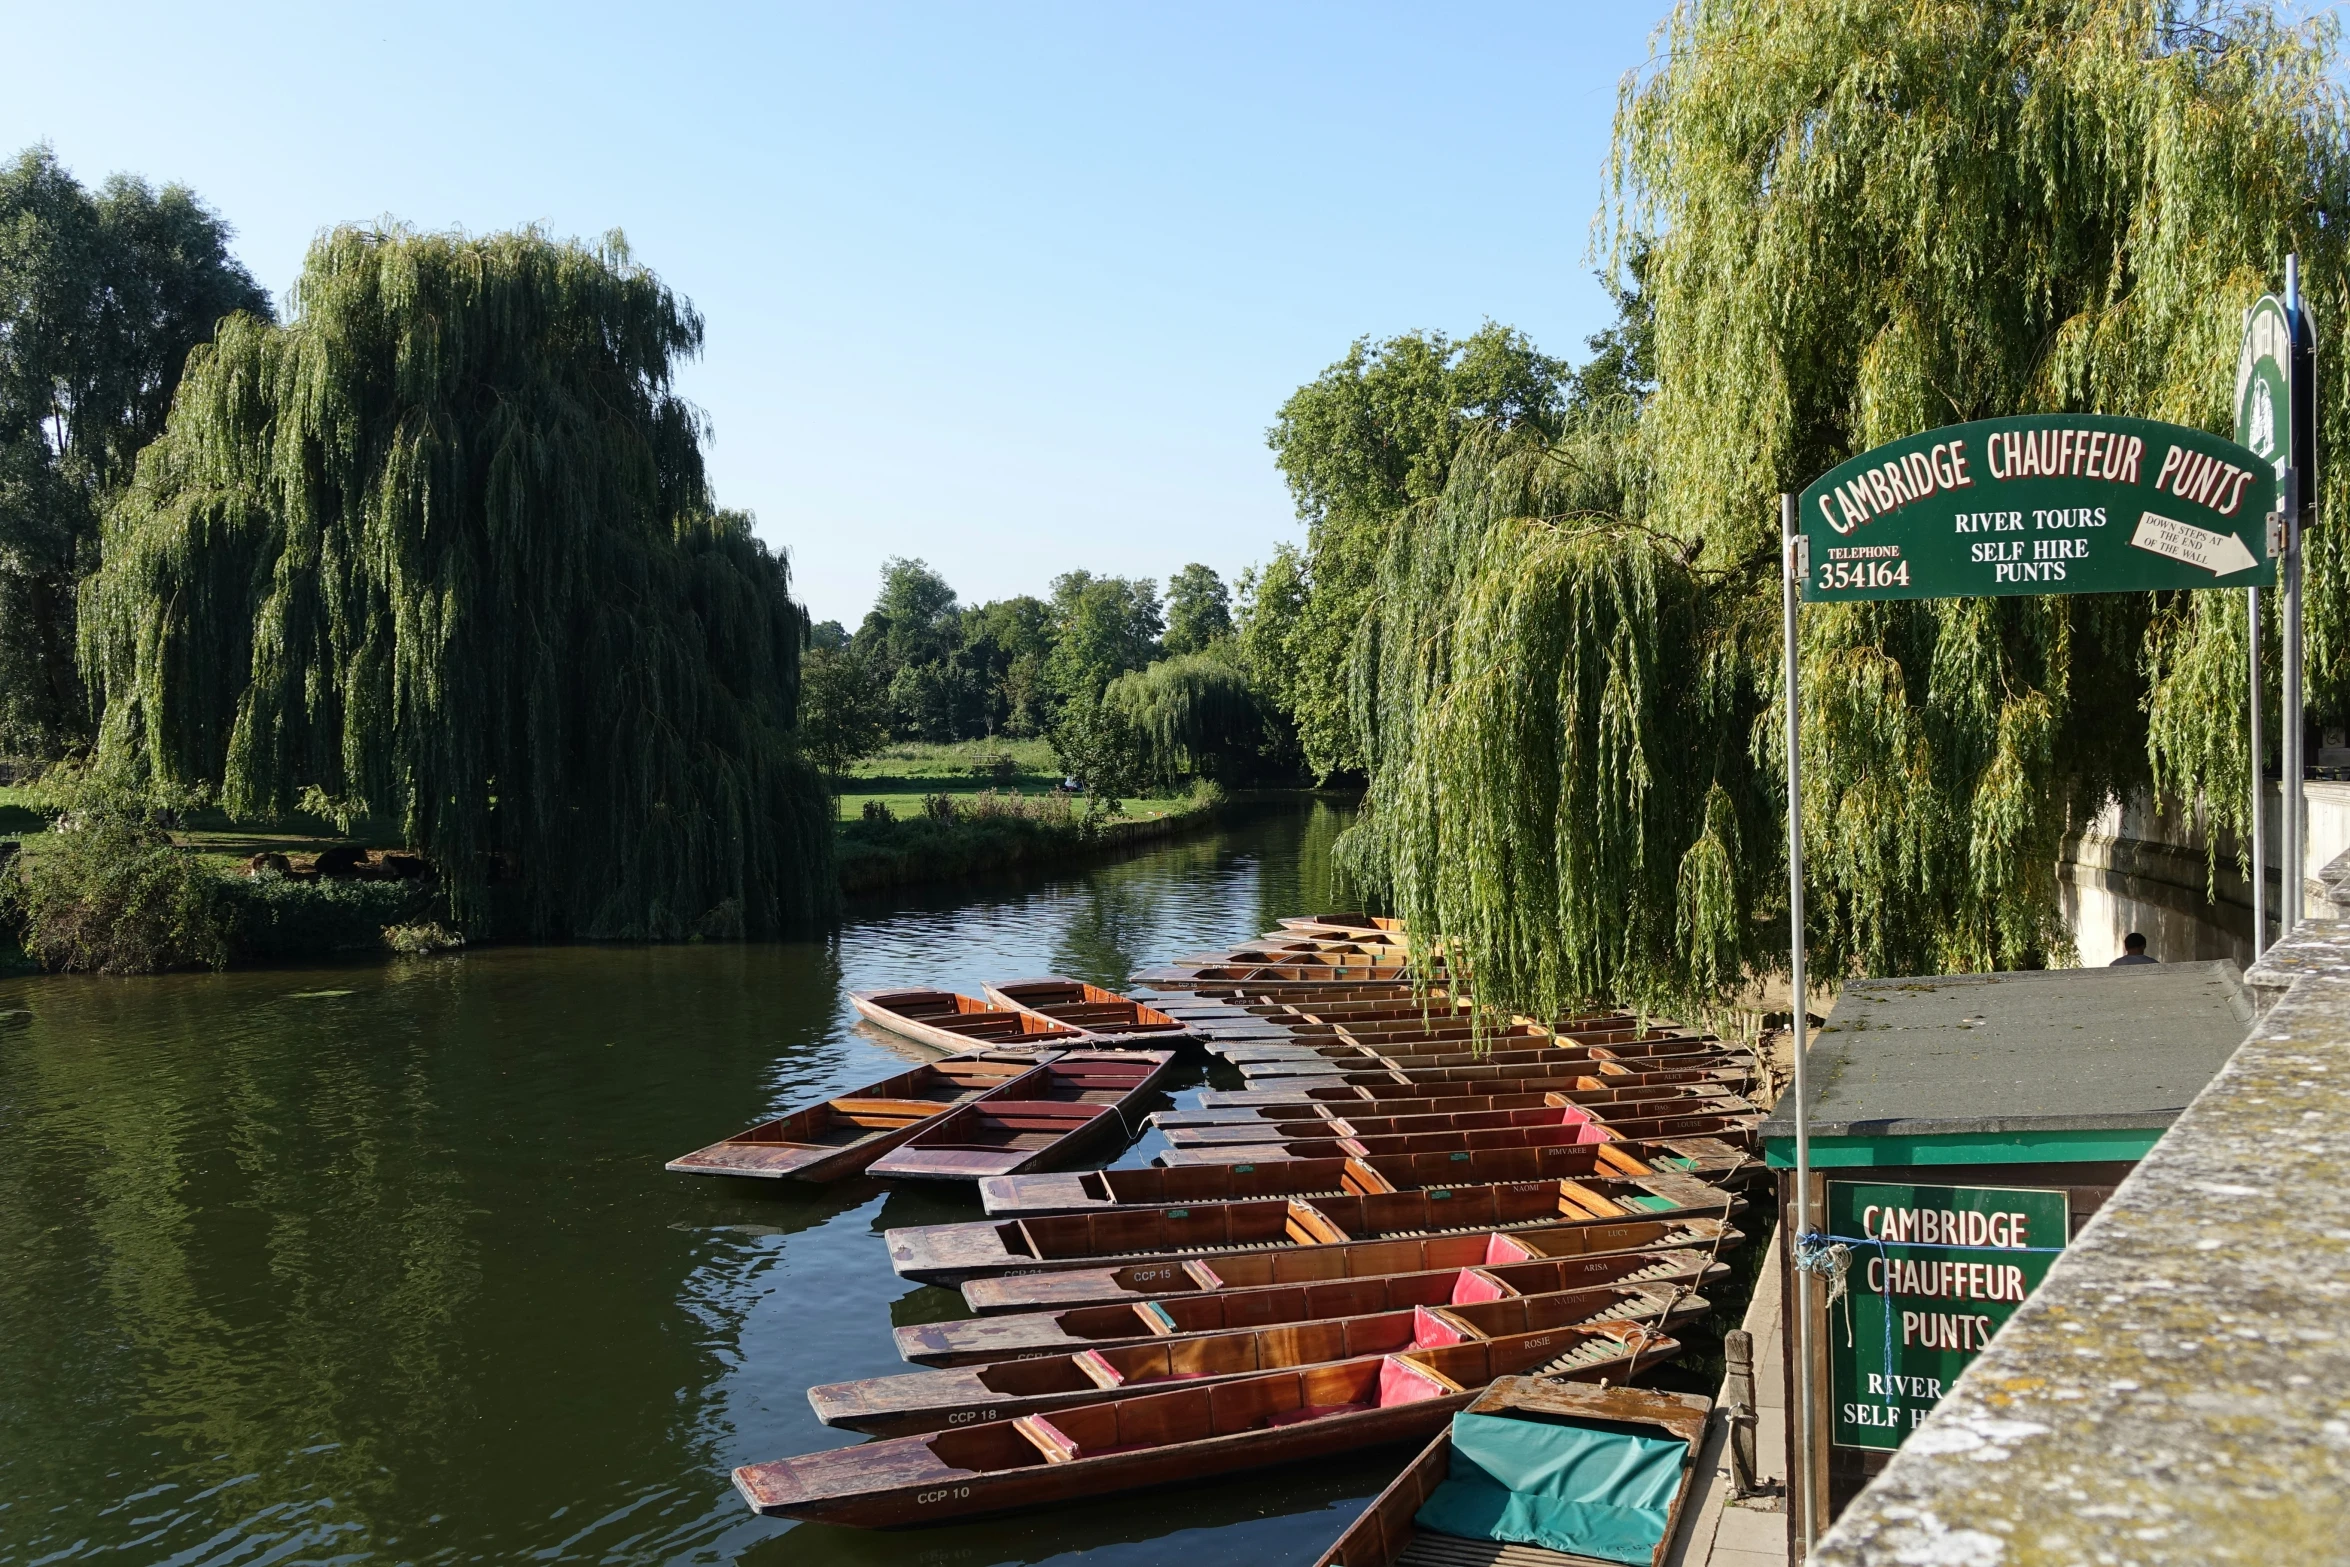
[1101,651,1267,785]
[80,226,834,939]
[1343,0,2350,1018]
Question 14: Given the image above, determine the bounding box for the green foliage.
[799,645,891,778]
[8,775,232,973]
[1267,324,1566,779]
[1102,651,1265,786]
[1163,564,1235,655]
[0,146,269,756]
[1235,543,1310,774]
[225,872,432,961]
[1050,697,1148,813]
[1044,570,1164,708]
[80,225,833,940]
[1343,0,2347,1013]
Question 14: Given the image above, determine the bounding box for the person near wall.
[2110,932,2157,966]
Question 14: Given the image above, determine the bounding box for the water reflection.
[0,802,1372,1566]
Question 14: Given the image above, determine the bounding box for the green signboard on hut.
[1797,413,2276,602]
[1825,1180,2070,1451]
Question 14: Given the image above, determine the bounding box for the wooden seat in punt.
[664,1055,1050,1181]
[1234,1044,1741,1083]
[732,1321,1679,1526]
[894,1247,1729,1367]
[866,1051,1177,1181]
[957,1212,1741,1314]
[890,1175,1745,1287]
[980,977,1199,1048]
[811,1285,1704,1435]
[1156,1100,1698,1148]
[1159,1109,1762,1168]
[1312,1377,1711,1567]
[851,987,1093,1056]
[1175,1072,1749,1119]
[1203,1058,1753,1102]
[976,1137,1734,1219]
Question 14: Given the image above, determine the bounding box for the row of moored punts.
[668,913,1770,1564]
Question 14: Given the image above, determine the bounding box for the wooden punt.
[1314,1376,1711,1567]
[895,1247,1728,1367]
[1156,1092,1730,1143]
[1164,1072,1743,1122]
[1162,1110,1762,1168]
[1234,1044,1737,1082]
[1205,1059,1752,1102]
[889,1175,1744,1286]
[732,1321,1680,1526]
[961,1213,1743,1313]
[978,1139,1716,1220]
[854,987,1093,1055]
[980,977,1198,1048]
[1279,913,1409,937]
[811,1284,1704,1436]
[866,1051,1178,1181]
[664,1055,1050,1181]
[1131,963,1419,989]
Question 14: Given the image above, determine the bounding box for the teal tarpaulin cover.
[1413,1410,1688,1565]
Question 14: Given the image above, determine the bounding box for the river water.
[0,801,1405,1567]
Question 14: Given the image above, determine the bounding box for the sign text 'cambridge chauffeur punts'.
[1798,413,2277,601]
[1824,1181,2068,1451]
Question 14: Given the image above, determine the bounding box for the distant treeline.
[801,558,1300,795]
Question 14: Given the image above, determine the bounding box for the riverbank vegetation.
[1271,0,2350,1020]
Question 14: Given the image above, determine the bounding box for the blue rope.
[1824,1231,2065,1254]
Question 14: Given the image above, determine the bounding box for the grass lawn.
[831,737,1198,823]
[0,785,403,868]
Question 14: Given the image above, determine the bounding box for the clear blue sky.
[5,2,1673,627]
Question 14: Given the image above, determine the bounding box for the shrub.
[224,873,432,961]
[384,921,464,955]
[13,822,233,974]
[860,799,893,823]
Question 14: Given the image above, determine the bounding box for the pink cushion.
[1555,1103,1596,1125]
[1411,1305,1467,1348]
[1378,1355,1455,1407]
[1448,1268,1512,1304]
[1483,1233,1536,1265]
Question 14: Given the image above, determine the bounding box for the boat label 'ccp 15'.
[1825,1180,2071,1451]
[1798,414,2276,602]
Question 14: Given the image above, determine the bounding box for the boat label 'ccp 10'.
[1825,1180,2070,1451]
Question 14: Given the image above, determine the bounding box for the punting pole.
[1781,492,1819,1553]
[2250,582,2266,957]
[2284,254,2306,931]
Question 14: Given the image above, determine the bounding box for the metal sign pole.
[2284,254,2306,931]
[1781,492,1818,1553]
[2250,583,2266,956]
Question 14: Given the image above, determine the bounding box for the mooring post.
[2284,254,2306,931]
[1781,491,1818,1553]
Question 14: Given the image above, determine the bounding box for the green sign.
[1798,414,2276,602]
[2236,295,2292,473]
[1825,1180,2069,1451]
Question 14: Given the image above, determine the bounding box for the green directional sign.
[1798,414,2276,602]
[1826,1180,2070,1451]
[2236,295,2292,474]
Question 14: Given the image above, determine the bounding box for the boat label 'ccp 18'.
[1798,414,2276,602]
[1825,1180,2070,1451]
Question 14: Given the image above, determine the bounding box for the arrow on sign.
[2130,511,2259,576]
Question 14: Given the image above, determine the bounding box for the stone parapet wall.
[1812,850,2350,1565]
[2060,782,2350,964]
